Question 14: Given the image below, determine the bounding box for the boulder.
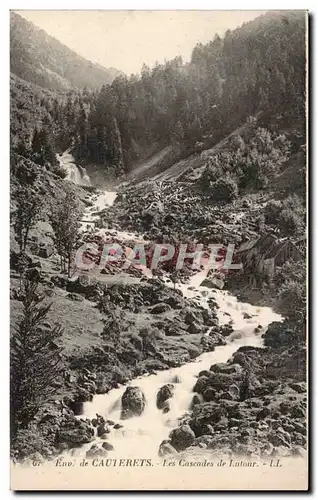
[193,376,210,394]
[191,394,203,409]
[121,386,146,419]
[185,310,202,326]
[202,387,217,402]
[158,440,177,457]
[113,423,123,430]
[86,444,107,458]
[169,425,195,451]
[102,442,114,451]
[58,419,94,447]
[97,423,110,437]
[156,384,174,410]
[289,382,306,394]
[210,363,243,375]
[219,324,234,337]
[150,303,172,314]
[187,322,202,334]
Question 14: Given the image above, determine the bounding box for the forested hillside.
[10,11,308,469]
[10,12,121,91]
[11,10,306,182]
[69,11,306,175]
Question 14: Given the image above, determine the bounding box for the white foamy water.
[69,283,281,460]
[58,151,91,187]
[65,169,282,460]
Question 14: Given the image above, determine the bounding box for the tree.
[49,193,83,277]
[11,278,63,438]
[31,128,56,167]
[210,176,238,202]
[109,117,124,175]
[274,261,307,331]
[13,187,42,252]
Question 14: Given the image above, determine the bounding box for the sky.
[17,10,267,75]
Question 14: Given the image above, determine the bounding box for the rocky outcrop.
[169,425,196,452]
[156,384,174,410]
[121,386,146,419]
[158,440,177,457]
[184,342,307,458]
[86,444,107,458]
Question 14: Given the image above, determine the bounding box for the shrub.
[278,208,303,236]
[210,176,238,202]
[264,200,282,225]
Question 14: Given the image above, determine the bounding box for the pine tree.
[109,117,124,175]
[31,128,56,167]
[11,278,63,436]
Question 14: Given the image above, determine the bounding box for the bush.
[264,200,282,225]
[273,260,306,329]
[278,208,303,236]
[199,161,223,192]
[210,176,238,202]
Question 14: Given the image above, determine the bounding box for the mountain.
[10,11,122,91]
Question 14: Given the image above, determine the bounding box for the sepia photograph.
[9,9,308,490]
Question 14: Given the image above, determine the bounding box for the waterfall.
[66,178,282,460]
[69,284,281,460]
[57,151,91,187]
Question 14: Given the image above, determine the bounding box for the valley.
[9,10,307,473]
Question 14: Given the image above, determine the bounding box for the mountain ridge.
[10,11,123,91]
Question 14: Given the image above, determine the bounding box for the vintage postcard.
[10,10,308,490]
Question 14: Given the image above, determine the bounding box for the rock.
[102,442,114,451]
[193,376,210,394]
[202,387,217,402]
[113,423,123,430]
[264,321,298,348]
[97,424,110,437]
[243,312,252,319]
[291,405,306,419]
[185,310,202,326]
[69,401,84,416]
[169,425,195,452]
[58,419,94,447]
[191,394,203,408]
[293,421,306,435]
[86,444,107,458]
[121,386,146,419]
[231,352,246,366]
[256,407,271,420]
[67,293,84,302]
[187,322,202,334]
[210,363,243,375]
[201,278,223,289]
[187,344,201,359]
[158,440,177,457]
[38,244,54,258]
[228,384,240,400]
[150,303,172,314]
[156,384,174,410]
[289,382,306,394]
[200,337,216,352]
[219,324,234,337]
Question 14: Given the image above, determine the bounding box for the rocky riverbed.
[10,155,306,465]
